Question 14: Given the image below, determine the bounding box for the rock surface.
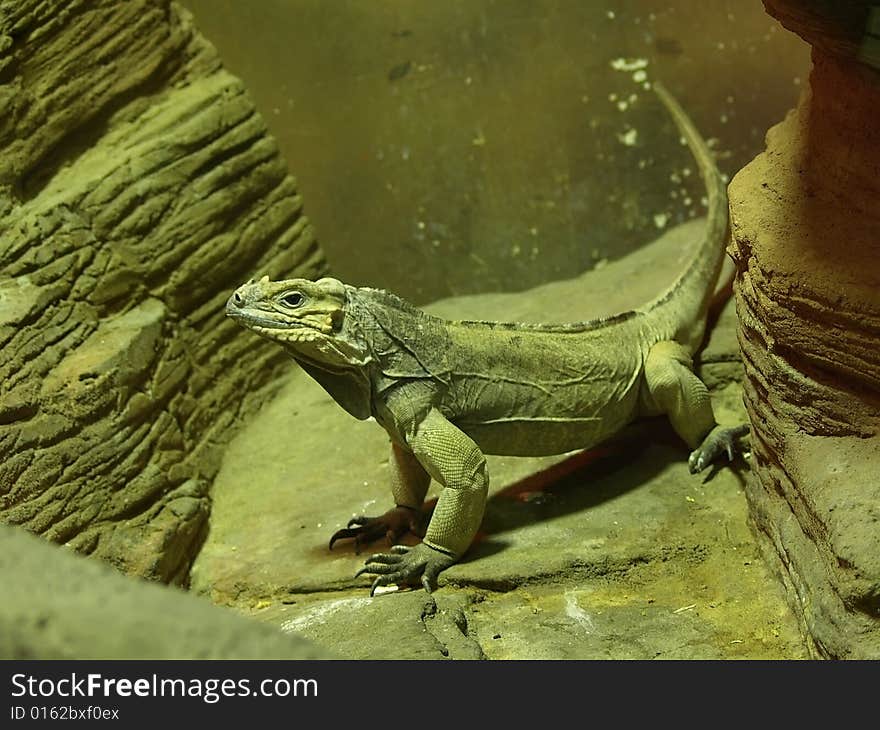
[192,220,807,660]
[728,28,880,656]
[762,1,877,63]
[0,524,328,659]
[0,1,326,584]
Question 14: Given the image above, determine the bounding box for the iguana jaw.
[226,276,370,368]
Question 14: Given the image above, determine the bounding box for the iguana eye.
[280,292,305,308]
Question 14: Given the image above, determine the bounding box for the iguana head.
[226,276,370,369]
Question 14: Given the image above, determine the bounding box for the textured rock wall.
[0,1,326,584]
[728,39,880,657]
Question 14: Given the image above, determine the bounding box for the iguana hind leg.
[643,340,748,473]
[329,442,430,551]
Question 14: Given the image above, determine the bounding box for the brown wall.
[182,0,809,303]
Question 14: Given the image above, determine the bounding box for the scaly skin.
[226,83,747,595]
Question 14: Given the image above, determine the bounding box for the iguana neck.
[293,354,374,420]
[344,285,450,385]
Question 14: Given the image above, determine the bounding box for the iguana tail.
[638,81,730,352]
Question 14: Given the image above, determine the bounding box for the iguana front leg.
[357,408,489,595]
[643,340,749,472]
[329,442,430,551]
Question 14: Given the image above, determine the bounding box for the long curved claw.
[689,424,750,474]
[328,506,426,553]
[328,519,388,552]
[356,543,456,596]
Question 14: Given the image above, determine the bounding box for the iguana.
[226,82,747,596]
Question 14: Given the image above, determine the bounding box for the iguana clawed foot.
[688,424,750,474]
[328,505,426,553]
[355,543,456,596]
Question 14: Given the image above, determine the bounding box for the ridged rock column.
[728,1,880,657]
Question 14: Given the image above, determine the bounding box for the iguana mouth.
[228,308,326,344]
[252,324,323,343]
[225,298,318,333]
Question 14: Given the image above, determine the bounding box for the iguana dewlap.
[226,83,747,595]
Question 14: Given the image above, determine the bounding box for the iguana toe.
[356,543,455,596]
[688,424,750,474]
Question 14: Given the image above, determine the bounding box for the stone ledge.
[0,524,328,659]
